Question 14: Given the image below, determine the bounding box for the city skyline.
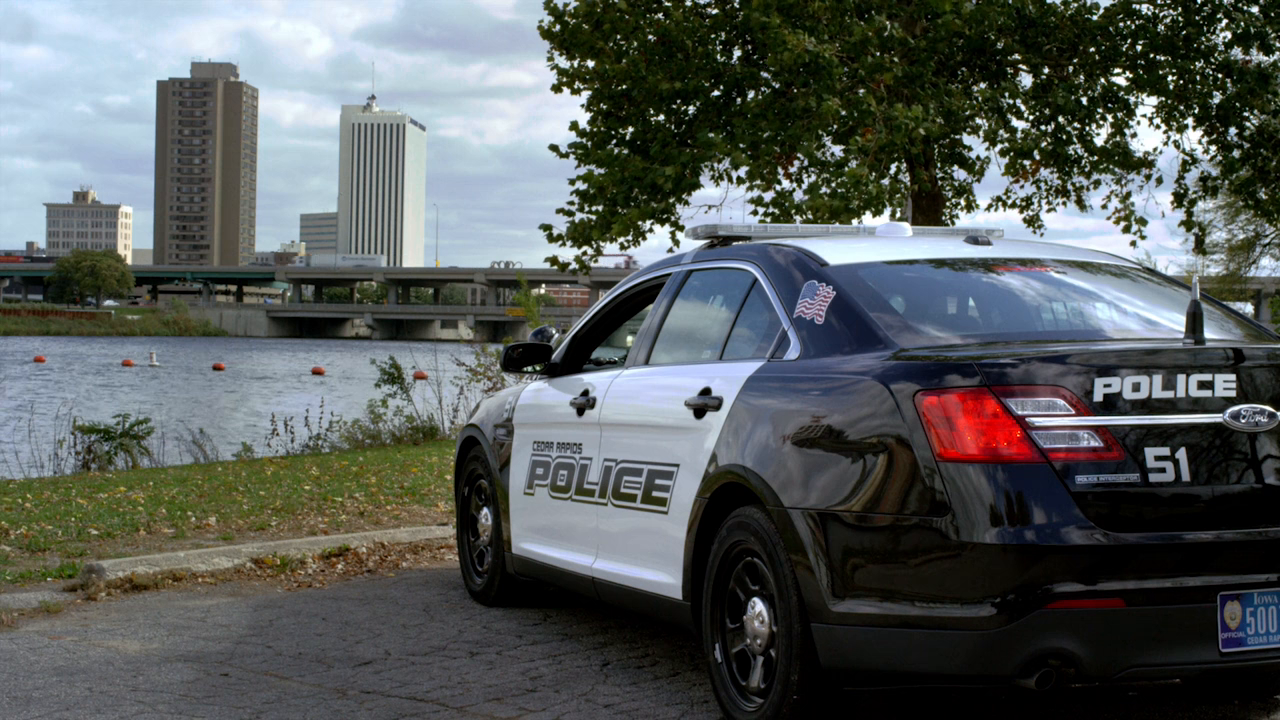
[0,0,1194,270]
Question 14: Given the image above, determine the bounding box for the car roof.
[758,235,1137,267]
[670,223,1138,269]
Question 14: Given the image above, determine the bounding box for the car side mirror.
[501,342,554,374]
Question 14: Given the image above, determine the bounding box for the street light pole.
[432,203,439,268]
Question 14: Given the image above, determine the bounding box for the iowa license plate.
[1219,589,1280,653]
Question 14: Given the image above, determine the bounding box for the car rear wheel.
[701,506,815,720]
[457,446,514,605]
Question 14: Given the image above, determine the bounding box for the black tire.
[456,446,514,605]
[701,506,816,720]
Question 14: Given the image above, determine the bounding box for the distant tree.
[1190,182,1279,286]
[321,287,353,303]
[538,0,1280,271]
[356,282,388,304]
[439,284,469,305]
[46,249,133,307]
[511,272,558,328]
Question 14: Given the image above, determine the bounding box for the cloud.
[0,0,1207,273]
[261,90,342,130]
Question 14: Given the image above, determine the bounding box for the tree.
[1191,174,1279,283]
[439,284,469,305]
[46,249,134,307]
[538,0,1280,271]
[321,286,353,303]
[511,272,558,328]
[409,285,471,304]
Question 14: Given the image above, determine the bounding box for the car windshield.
[829,259,1276,348]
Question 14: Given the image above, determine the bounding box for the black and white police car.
[453,222,1280,719]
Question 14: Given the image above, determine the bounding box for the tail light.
[992,386,1125,462]
[915,386,1125,464]
[915,388,1042,462]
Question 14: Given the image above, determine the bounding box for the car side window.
[557,281,664,374]
[648,269,756,365]
[722,282,783,361]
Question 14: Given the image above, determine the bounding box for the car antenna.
[1183,275,1206,346]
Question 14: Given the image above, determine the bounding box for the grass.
[0,304,226,336]
[37,600,64,614]
[0,441,457,586]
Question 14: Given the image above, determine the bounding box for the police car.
[454,222,1280,719]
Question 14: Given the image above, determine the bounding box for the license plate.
[1219,588,1280,653]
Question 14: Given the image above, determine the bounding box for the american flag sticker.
[793,280,836,324]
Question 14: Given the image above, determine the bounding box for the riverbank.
[0,441,455,586]
[0,304,227,337]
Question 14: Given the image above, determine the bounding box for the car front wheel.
[701,506,815,720]
[456,446,513,605]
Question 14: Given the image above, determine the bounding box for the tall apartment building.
[44,187,133,263]
[299,211,338,255]
[337,95,427,267]
[153,61,258,265]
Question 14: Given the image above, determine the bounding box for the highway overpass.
[1,263,633,304]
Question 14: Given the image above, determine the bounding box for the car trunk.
[959,342,1279,532]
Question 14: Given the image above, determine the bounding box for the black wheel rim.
[462,469,494,583]
[711,543,779,711]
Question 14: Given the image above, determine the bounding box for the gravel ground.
[1,549,1277,720]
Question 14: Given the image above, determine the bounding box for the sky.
[0,0,1195,271]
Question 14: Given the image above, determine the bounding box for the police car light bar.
[685,223,1004,241]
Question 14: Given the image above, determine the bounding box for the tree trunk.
[905,139,946,226]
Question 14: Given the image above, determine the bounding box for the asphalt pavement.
[2,562,1277,720]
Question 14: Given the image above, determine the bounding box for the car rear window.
[829,259,1276,347]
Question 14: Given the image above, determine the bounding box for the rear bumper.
[811,603,1280,682]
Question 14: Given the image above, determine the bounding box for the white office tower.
[336,95,427,267]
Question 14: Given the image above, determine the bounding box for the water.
[0,336,485,477]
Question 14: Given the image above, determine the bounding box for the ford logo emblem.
[1222,404,1280,433]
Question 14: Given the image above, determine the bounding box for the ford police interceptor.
[453,222,1279,719]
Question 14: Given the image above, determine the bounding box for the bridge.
[0,264,637,341]
[1,263,632,304]
[192,300,600,341]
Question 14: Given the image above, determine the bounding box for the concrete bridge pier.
[200,283,213,306]
[235,285,245,303]
[291,282,303,304]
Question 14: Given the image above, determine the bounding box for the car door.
[507,278,669,576]
[593,265,790,598]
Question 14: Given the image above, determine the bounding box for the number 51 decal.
[1144,446,1191,483]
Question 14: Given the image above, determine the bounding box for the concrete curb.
[0,525,455,610]
[0,589,69,611]
[79,525,456,583]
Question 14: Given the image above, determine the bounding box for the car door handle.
[569,390,597,416]
[684,389,723,419]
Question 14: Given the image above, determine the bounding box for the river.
[0,336,490,478]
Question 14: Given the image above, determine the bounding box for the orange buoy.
[311,366,326,376]
[413,370,428,381]
[33,356,46,363]
[121,359,135,367]
[212,362,226,371]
